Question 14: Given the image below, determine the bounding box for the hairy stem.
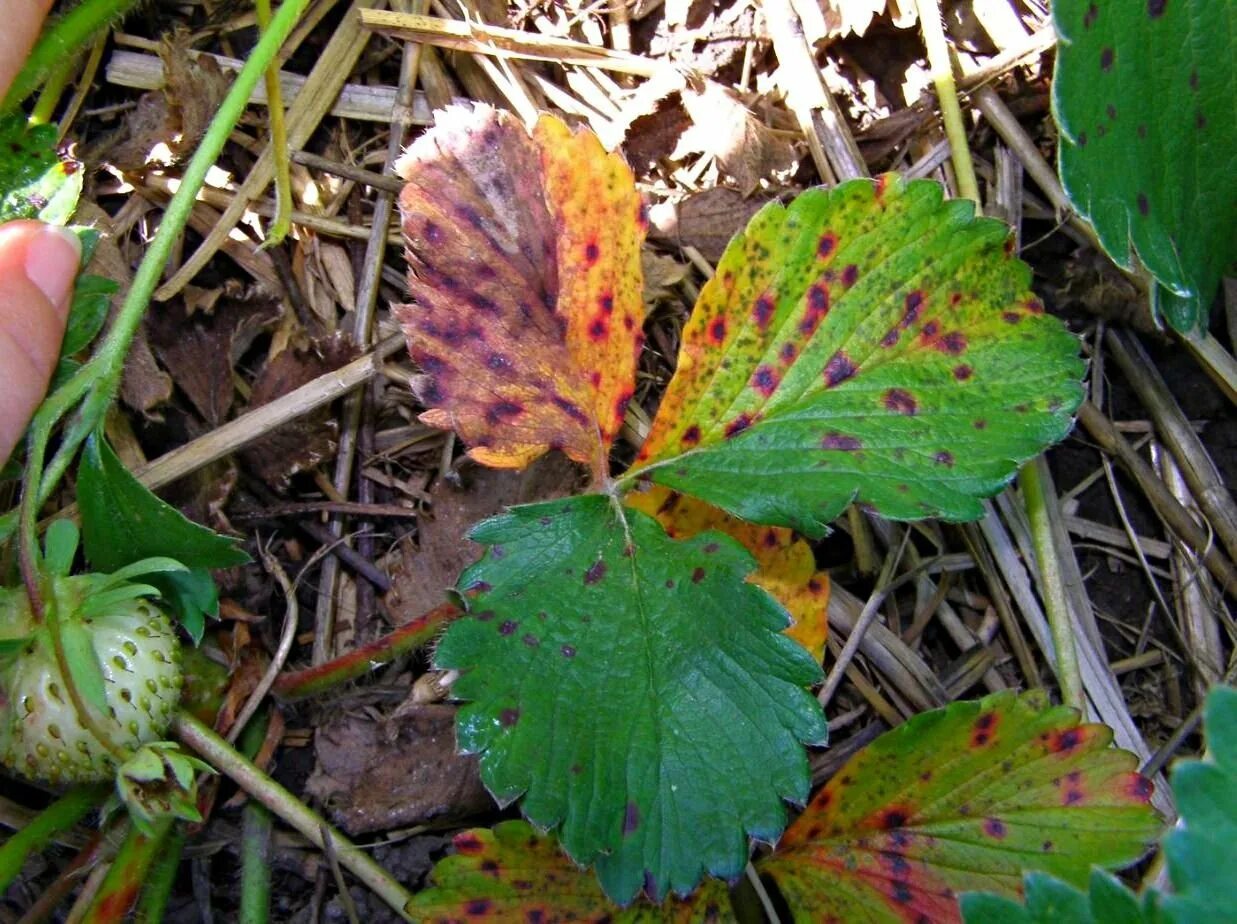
[1020,460,1084,710]
[173,711,417,922]
[0,784,107,893]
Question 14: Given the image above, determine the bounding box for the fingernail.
[25,225,81,313]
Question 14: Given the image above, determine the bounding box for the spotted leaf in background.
[0,114,81,224]
[396,104,645,479]
[628,176,1084,538]
[406,820,735,922]
[435,495,826,903]
[626,484,829,660]
[758,691,1161,923]
[1053,0,1236,335]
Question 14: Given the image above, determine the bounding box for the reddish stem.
[272,602,459,701]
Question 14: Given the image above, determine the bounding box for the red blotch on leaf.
[588,315,609,340]
[485,400,523,425]
[983,818,1007,839]
[753,294,775,328]
[901,291,924,329]
[823,351,857,387]
[801,284,831,334]
[725,414,753,438]
[599,292,615,313]
[971,711,1000,747]
[780,342,798,364]
[584,240,600,263]
[877,806,913,830]
[1124,774,1154,803]
[1047,727,1086,754]
[822,432,862,451]
[708,317,727,344]
[682,424,701,446]
[455,833,484,854]
[752,365,779,397]
[842,264,859,286]
[883,388,918,415]
[954,364,973,381]
[818,231,838,258]
[938,332,967,355]
[623,801,640,835]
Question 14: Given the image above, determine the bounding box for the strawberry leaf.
[758,691,1160,923]
[436,494,826,903]
[627,176,1084,538]
[961,870,1154,924]
[1052,0,1236,335]
[407,820,736,922]
[396,104,645,479]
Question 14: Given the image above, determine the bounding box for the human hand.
[0,0,76,467]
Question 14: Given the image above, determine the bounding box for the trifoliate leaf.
[396,104,645,478]
[627,176,1084,537]
[436,494,826,903]
[0,114,82,224]
[758,691,1160,923]
[626,484,829,660]
[407,820,736,922]
[1052,0,1236,335]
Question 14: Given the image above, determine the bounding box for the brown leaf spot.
[599,292,615,314]
[842,264,859,286]
[823,351,857,387]
[935,450,954,467]
[708,317,727,344]
[953,364,973,381]
[883,388,917,415]
[751,365,778,397]
[984,818,1007,839]
[584,561,607,585]
[817,231,838,258]
[1147,0,1166,17]
[522,633,540,647]
[1083,2,1098,27]
[703,542,720,553]
[423,220,444,243]
[681,425,701,446]
[878,806,911,829]
[881,328,900,348]
[1078,131,1089,148]
[588,315,609,340]
[455,833,484,854]
[973,418,988,429]
[691,567,706,583]
[584,240,600,263]
[1100,47,1115,70]
[481,860,500,876]
[551,395,590,425]
[499,620,518,636]
[500,708,520,727]
[561,644,576,658]
[780,342,798,364]
[822,432,862,451]
[1002,311,1022,324]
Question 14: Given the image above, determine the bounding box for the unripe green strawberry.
[0,574,183,784]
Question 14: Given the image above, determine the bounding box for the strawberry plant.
[389,102,1121,907]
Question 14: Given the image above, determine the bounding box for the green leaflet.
[758,691,1160,923]
[628,177,1084,538]
[961,686,1237,924]
[1053,0,1237,335]
[435,495,826,903]
[0,114,82,225]
[406,821,736,922]
[78,434,248,639]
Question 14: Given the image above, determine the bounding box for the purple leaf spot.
[584,561,607,585]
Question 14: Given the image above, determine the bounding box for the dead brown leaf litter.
[3,0,1234,920]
